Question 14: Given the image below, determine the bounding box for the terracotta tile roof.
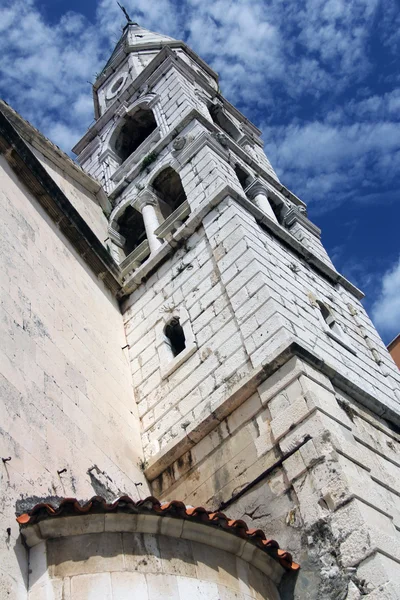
[17,495,299,571]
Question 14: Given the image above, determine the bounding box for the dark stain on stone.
[15,495,72,516]
[87,465,123,503]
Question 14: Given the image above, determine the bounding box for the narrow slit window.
[165,318,186,357]
[317,301,336,329]
[317,301,345,338]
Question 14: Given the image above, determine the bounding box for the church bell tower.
[70,14,400,600]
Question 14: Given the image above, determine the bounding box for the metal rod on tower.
[117,2,133,24]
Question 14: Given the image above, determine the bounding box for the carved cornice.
[107,226,126,248]
[284,207,321,239]
[177,130,230,166]
[98,147,120,165]
[143,337,400,481]
[245,178,269,200]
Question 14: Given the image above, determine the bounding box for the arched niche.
[111,106,157,164]
[151,167,187,219]
[164,316,186,357]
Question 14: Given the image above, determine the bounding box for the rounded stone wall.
[22,512,287,599]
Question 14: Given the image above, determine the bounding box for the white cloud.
[0,0,399,212]
[1,0,393,154]
[0,0,108,151]
[0,0,398,343]
[372,257,400,338]
[262,119,400,210]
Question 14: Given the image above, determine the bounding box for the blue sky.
[0,0,399,343]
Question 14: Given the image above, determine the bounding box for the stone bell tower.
[71,17,400,600]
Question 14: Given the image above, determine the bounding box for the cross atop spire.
[117,2,136,25]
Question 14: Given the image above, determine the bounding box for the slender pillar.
[246,181,278,223]
[134,189,163,254]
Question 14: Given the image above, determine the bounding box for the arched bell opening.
[235,164,252,191]
[268,197,287,225]
[151,167,187,219]
[117,205,146,258]
[112,107,157,164]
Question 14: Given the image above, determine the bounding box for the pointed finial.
[117,2,133,24]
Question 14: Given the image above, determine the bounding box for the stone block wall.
[29,145,109,248]
[152,357,400,600]
[286,219,335,268]
[0,156,148,598]
[152,66,201,132]
[27,529,281,600]
[122,222,253,463]
[203,198,400,403]
[123,191,399,470]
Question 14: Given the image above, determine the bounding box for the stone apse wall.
[22,512,284,600]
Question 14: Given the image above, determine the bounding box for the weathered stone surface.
[28,531,281,600]
[0,153,148,598]
[2,13,400,600]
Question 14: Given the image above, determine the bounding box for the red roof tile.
[16,495,299,571]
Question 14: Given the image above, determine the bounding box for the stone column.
[246,180,278,223]
[133,189,163,254]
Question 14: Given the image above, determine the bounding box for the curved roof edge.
[16,495,299,572]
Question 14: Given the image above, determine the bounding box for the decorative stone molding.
[154,201,191,240]
[126,92,160,112]
[111,127,161,184]
[115,102,129,119]
[177,130,230,167]
[132,188,161,212]
[212,132,229,147]
[102,93,160,156]
[106,72,128,100]
[120,239,150,278]
[98,146,121,165]
[107,226,126,248]
[156,306,198,379]
[194,87,211,105]
[172,135,187,151]
[245,179,269,200]
[75,135,102,169]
